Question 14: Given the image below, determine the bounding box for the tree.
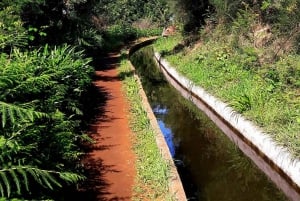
[167,0,210,32]
[93,0,170,26]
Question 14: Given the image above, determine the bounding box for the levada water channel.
[130,46,288,201]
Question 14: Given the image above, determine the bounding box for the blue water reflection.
[153,106,176,157]
[158,120,176,157]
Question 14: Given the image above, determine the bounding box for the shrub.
[0,44,93,199]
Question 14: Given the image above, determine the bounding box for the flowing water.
[130,46,288,201]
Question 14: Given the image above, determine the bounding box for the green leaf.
[28,35,35,41]
[9,169,21,195]
[0,171,10,197]
[16,168,29,192]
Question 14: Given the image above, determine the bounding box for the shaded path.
[79,52,136,200]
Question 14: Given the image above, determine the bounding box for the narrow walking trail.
[80,52,136,200]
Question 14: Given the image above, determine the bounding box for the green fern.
[0,77,15,94]
[67,105,83,117]
[0,166,85,198]
[0,171,10,197]
[0,101,48,128]
[12,74,56,95]
[58,172,85,184]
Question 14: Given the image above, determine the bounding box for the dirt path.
[79,52,136,200]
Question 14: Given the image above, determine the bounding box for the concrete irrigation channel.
[129,38,187,201]
[129,38,300,201]
[153,52,300,201]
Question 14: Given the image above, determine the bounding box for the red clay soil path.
[81,52,136,201]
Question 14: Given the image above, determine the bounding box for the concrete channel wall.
[128,38,187,201]
[153,52,300,201]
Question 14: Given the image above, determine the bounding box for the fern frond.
[0,103,7,128]
[12,74,56,94]
[9,169,21,195]
[26,167,43,187]
[16,168,29,192]
[8,107,15,127]
[0,182,4,198]
[0,166,63,197]
[0,101,48,128]
[40,170,62,190]
[0,171,11,197]
[0,77,14,93]
[67,105,83,116]
[40,172,54,190]
[59,172,85,184]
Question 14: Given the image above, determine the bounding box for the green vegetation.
[0,0,168,199]
[154,1,300,158]
[0,45,92,199]
[118,57,173,201]
[102,25,161,51]
[95,0,170,26]
[2,0,299,199]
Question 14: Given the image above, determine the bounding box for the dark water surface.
[130,46,288,201]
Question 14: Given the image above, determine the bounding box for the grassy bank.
[117,57,174,201]
[154,35,300,159]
